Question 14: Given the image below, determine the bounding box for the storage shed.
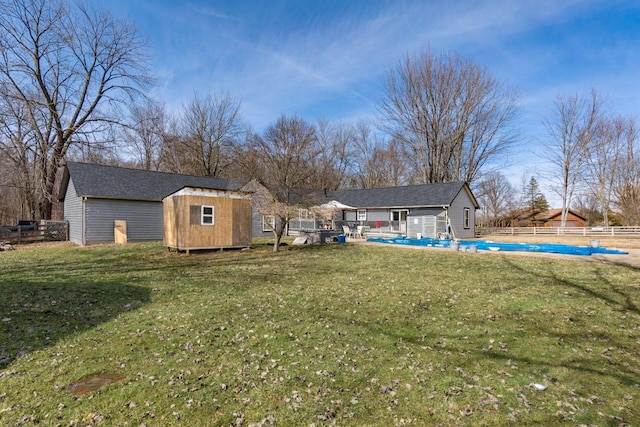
[163,186,252,253]
[58,162,247,246]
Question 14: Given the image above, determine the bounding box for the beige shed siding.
[232,198,253,245]
[164,192,252,250]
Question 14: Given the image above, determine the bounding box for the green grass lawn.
[1,241,638,426]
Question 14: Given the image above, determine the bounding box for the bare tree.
[572,194,603,226]
[348,120,407,189]
[0,0,151,219]
[585,114,635,226]
[178,92,242,177]
[125,100,168,171]
[613,119,640,225]
[378,47,518,185]
[240,115,325,252]
[475,171,516,227]
[0,87,40,219]
[541,89,603,227]
[314,119,353,191]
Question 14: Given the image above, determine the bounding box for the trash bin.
[450,241,459,251]
[468,244,478,253]
[590,240,600,248]
[337,235,346,243]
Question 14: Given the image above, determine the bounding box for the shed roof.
[327,181,478,209]
[59,162,246,202]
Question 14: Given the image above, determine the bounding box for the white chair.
[342,225,353,238]
[354,226,365,239]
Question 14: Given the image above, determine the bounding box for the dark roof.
[408,208,446,216]
[536,208,587,222]
[59,162,246,202]
[327,181,478,209]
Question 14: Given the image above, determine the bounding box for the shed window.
[202,206,214,225]
[357,209,367,221]
[463,207,470,229]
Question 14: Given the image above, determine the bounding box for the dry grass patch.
[1,241,638,426]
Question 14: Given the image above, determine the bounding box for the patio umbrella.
[313,200,355,227]
[316,200,355,210]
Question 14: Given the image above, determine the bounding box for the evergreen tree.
[524,177,549,213]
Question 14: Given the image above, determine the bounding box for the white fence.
[480,226,640,237]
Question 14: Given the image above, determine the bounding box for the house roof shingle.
[327,181,478,209]
[59,162,246,202]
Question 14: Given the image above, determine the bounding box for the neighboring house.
[327,181,479,239]
[58,162,247,246]
[498,208,586,228]
[247,181,479,239]
[534,208,587,227]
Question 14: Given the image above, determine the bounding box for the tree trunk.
[273,234,281,253]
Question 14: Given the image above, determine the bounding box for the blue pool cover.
[366,237,628,256]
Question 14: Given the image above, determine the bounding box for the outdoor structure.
[497,208,587,228]
[327,181,479,239]
[163,186,252,252]
[250,181,479,239]
[59,162,247,246]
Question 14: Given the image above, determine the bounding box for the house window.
[298,209,310,219]
[357,209,367,221]
[262,215,275,232]
[201,205,214,225]
[463,207,470,229]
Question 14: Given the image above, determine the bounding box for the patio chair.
[355,225,366,239]
[342,225,353,238]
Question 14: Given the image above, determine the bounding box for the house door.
[391,210,408,233]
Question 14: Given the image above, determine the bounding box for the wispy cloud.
[101,0,640,142]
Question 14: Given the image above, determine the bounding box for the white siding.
[407,213,447,238]
[63,178,84,245]
[85,199,163,244]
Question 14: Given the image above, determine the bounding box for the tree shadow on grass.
[0,278,150,370]
[499,256,639,315]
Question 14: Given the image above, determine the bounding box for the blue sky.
[99,0,640,201]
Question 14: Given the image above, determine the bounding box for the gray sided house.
[327,181,479,239]
[248,181,479,239]
[58,162,246,246]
